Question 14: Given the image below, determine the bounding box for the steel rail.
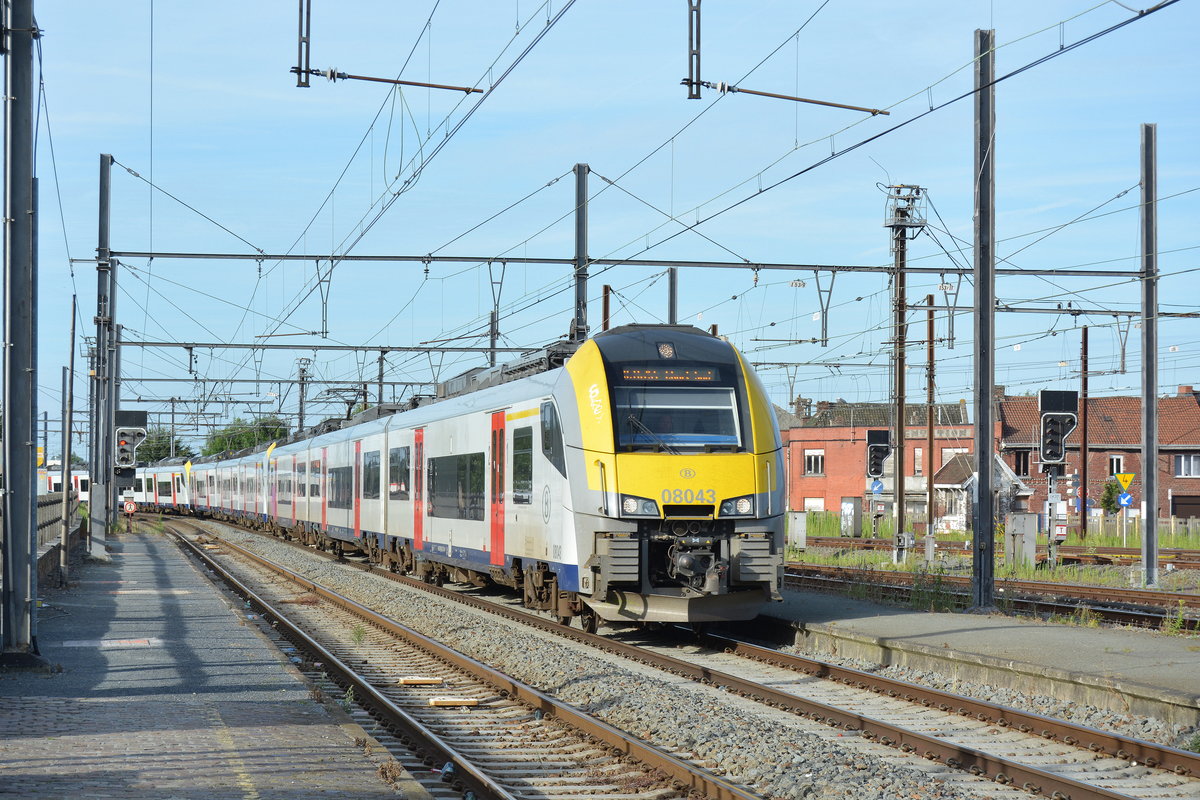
[808,536,1200,569]
[696,631,1200,779]
[169,529,511,800]
[183,519,1194,799]
[177,524,758,800]
[787,562,1200,617]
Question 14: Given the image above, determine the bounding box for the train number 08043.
[661,488,716,504]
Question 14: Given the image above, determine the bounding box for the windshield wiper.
[626,414,679,455]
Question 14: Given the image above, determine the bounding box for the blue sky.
[28,0,1200,454]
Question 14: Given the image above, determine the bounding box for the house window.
[803,497,825,512]
[1176,454,1200,477]
[941,447,968,469]
[1014,450,1031,477]
[913,447,923,476]
[1108,455,1123,478]
[803,449,825,475]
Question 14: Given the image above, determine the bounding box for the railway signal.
[114,427,147,468]
[1038,390,1079,465]
[866,429,890,478]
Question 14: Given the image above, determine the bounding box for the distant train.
[137,324,786,629]
[36,469,91,503]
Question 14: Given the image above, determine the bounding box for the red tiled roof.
[997,392,1200,447]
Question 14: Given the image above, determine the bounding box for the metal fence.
[36,492,81,550]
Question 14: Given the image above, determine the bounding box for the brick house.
[997,385,1200,520]
[778,385,1200,530]
[779,398,973,530]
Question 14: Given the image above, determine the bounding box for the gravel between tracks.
[198,523,1196,798]
[199,524,1025,800]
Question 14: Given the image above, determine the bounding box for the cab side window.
[540,402,566,477]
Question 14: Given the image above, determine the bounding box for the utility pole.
[1080,326,1089,537]
[1140,123,1158,587]
[297,358,311,433]
[91,154,115,561]
[570,163,589,342]
[169,397,177,458]
[376,351,386,406]
[926,295,936,544]
[59,297,77,586]
[602,284,611,331]
[885,185,925,562]
[42,411,48,468]
[1,0,44,666]
[668,267,678,324]
[971,29,997,609]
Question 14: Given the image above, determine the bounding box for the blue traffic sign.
[871,479,884,495]
[1118,492,1134,507]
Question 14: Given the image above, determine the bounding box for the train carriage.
[151,325,785,627]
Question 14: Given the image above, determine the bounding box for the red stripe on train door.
[354,440,362,539]
[414,429,424,550]
[490,411,505,566]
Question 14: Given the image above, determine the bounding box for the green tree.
[137,426,196,463]
[1099,481,1121,516]
[203,415,289,456]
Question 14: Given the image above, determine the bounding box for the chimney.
[794,396,813,418]
[1179,385,1195,396]
[815,400,832,414]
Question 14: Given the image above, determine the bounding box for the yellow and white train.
[144,324,785,629]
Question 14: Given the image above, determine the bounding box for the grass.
[1161,600,1189,635]
[341,685,356,711]
[1186,732,1200,754]
[349,623,367,645]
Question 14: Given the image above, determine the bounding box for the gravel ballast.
[196,523,1194,798]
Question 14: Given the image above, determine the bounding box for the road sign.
[870,479,884,495]
[123,501,138,514]
[1117,492,1134,508]
[1053,524,1068,543]
[1047,492,1061,503]
[1115,472,1135,491]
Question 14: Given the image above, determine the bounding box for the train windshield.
[614,386,741,451]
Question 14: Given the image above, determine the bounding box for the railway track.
[170,521,754,800]
[807,536,1200,570]
[785,563,1200,631]
[170,516,1200,800]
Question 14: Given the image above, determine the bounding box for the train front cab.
[562,325,785,624]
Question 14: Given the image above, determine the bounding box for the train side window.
[540,402,566,477]
[157,480,172,497]
[135,478,143,493]
[389,446,410,500]
[309,460,321,497]
[296,463,307,497]
[512,426,533,503]
[362,450,381,499]
[79,478,89,492]
[329,466,352,509]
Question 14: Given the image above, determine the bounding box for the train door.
[414,429,424,550]
[490,411,505,565]
[353,440,362,540]
[292,455,298,527]
[320,447,328,533]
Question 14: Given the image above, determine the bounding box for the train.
[36,469,92,502]
[133,324,786,629]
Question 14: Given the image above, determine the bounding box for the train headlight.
[620,494,659,517]
[719,495,754,517]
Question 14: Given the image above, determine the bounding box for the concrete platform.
[766,589,1200,729]
[0,529,429,799]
